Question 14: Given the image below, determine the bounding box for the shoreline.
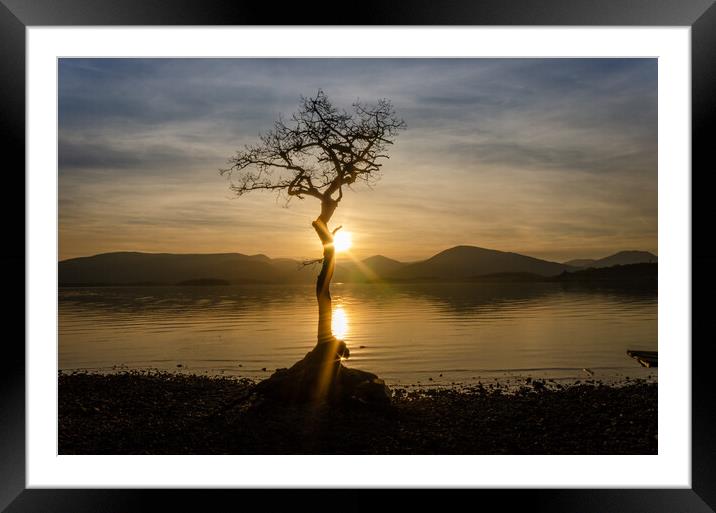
[59,370,657,455]
[59,365,658,390]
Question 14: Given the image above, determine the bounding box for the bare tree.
[221,90,405,355]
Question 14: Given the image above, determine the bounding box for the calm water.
[59,283,657,385]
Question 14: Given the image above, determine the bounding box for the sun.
[333,231,352,253]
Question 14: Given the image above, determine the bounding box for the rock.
[253,338,389,407]
[353,377,391,406]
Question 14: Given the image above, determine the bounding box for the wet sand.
[59,371,657,455]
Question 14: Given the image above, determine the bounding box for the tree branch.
[221,90,405,207]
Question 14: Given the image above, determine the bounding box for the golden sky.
[59,58,657,263]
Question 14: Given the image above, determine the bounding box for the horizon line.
[58,245,659,265]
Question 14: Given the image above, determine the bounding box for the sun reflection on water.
[332,305,349,340]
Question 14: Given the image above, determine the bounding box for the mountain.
[553,262,657,288]
[59,247,655,286]
[58,251,312,286]
[564,258,597,268]
[592,251,657,268]
[388,245,572,281]
[564,251,657,268]
[334,255,406,282]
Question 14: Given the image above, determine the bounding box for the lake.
[59,282,657,385]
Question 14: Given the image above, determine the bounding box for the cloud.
[58,58,657,262]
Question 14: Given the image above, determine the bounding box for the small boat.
[626,350,658,368]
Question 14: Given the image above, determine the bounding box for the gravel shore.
[59,371,657,454]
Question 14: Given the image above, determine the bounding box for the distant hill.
[388,246,572,281]
[58,252,312,286]
[334,255,406,283]
[592,251,657,268]
[59,247,657,286]
[564,251,657,268]
[553,262,657,286]
[564,258,597,268]
[466,272,546,283]
[463,264,658,286]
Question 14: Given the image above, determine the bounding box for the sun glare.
[333,231,352,253]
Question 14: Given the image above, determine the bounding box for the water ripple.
[59,283,657,383]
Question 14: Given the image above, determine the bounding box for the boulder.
[253,338,391,407]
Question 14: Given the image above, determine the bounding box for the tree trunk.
[316,244,335,344]
[312,199,338,346]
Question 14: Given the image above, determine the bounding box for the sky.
[58,58,657,263]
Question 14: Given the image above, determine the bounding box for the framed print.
[4,0,715,511]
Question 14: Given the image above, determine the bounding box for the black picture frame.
[3,1,714,511]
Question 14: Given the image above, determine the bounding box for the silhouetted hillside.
[334,255,406,283]
[466,272,546,283]
[59,248,657,286]
[592,251,657,268]
[565,251,657,268]
[59,252,312,286]
[564,258,597,268]
[389,246,572,281]
[552,262,657,285]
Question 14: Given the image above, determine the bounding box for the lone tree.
[221,90,405,363]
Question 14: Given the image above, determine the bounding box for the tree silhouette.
[221,90,405,359]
